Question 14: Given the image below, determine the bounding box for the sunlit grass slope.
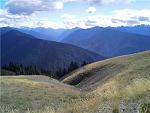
[1,51,150,113]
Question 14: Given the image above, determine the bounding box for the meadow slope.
[1,51,150,113]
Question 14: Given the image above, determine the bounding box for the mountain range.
[1,25,150,72]
[113,25,150,36]
[11,25,150,41]
[62,26,150,57]
[1,28,104,73]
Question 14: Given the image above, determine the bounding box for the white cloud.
[1,9,150,29]
[5,0,68,15]
[113,9,150,18]
[5,0,136,15]
[85,7,96,13]
[112,9,150,25]
[0,9,63,28]
[87,0,135,5]
[54,1,64,9]
[61,9,150,28]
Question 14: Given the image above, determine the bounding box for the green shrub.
[140,103,150,113]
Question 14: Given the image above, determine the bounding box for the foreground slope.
[0,75,81,113]
[1,51,150,113]
[62,51,150,90]
[1,29,103,73]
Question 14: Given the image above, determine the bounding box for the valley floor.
[1,51,150,113]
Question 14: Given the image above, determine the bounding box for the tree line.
[1,61,89,79]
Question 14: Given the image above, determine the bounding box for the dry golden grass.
[1,51,150,113]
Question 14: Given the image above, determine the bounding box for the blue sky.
[0,0,150,28]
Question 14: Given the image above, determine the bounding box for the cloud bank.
[0,9,63,28]
[1,0,150,28]
[62,9,150,28]
[1,8,150,28]
[5,0,135,15]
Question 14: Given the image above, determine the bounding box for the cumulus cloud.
[85,7,96,13]
[54,1,64,9]
[112,9,150,24]
[61,9,150,28]
[1,8,150,28]
[5,0,136,15]
[61,14,84,28]
[5,0,66,15]
[0,9,63,28]
[111,19,139,25]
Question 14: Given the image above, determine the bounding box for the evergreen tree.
[68,61,79,72]
[2,63,52,77]
[2,61,85,79]
[81,61,88,66]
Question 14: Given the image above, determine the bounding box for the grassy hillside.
[0,75,81,113]
[62,51,150,90]
[1,51,150,113]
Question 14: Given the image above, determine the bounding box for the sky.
[0,0,150,29]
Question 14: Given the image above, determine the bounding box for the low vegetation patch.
[1,51,150,113]
[140,103,150,113]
